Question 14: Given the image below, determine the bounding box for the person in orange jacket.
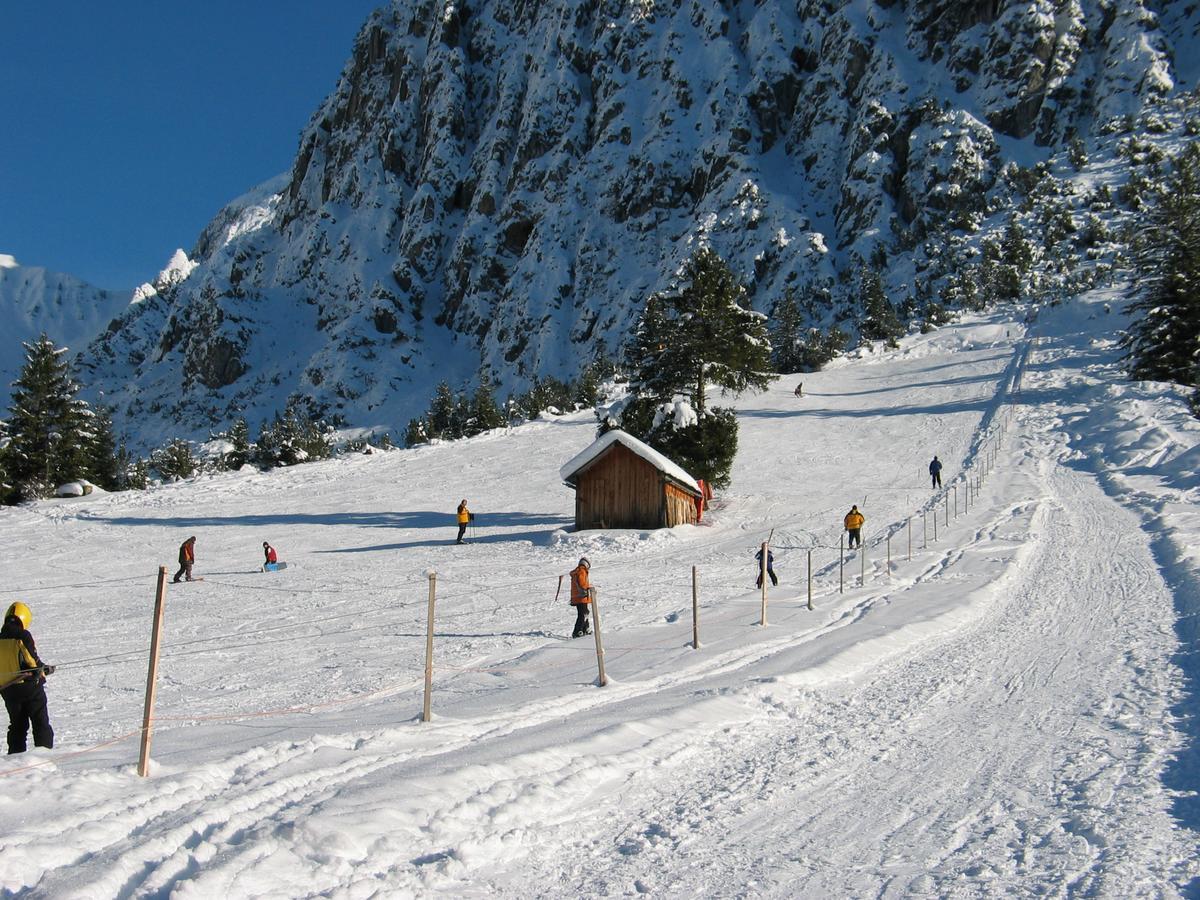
[173,536,197,583]
[569,557,593,638]
[844,506,865,549]
[456,499,471,544]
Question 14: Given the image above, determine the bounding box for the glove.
[41,665,55,676]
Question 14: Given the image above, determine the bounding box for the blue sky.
[1,2,383,290]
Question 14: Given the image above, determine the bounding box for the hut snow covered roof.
[560,430,700,494]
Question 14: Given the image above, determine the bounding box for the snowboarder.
[794,382,804,398]
[0,602,55,755]
[755,546,778,588]
[456,499,471,544]
[569,557,593,638]
[929,455,943,489]
[844,506,865,549]
[173,536,197,583]
[263,541,278,566]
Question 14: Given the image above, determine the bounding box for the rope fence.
[0,333,1035,779]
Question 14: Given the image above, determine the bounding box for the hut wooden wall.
[575,443,663,530]
[664,482,699,527]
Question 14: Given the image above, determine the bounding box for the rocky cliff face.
[78,0,1195,446]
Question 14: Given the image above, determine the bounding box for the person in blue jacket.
[755,547,778,588]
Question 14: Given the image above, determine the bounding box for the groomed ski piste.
[1,288,1198,897]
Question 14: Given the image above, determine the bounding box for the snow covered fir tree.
[606,247,775,488]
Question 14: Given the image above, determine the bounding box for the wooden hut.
[559,430,703,531]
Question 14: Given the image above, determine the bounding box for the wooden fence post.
[945,492,950,527]
[839,532,845,593]
[923,510,928,548]
[759,541,769,626]
[886,532,891,578]
[860,538,866,587]
[422,572,436,723]
[907,517,912,561]
[953,484,958,518]
[692,566,700,650]
[591,588,608,687]
[137,566,169,778]
[933,508,938,542]
[807,549,813,610]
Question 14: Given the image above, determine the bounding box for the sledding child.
[263,541,278,566]
[0,602,55,755]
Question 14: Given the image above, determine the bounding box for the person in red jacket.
[263,542,278,566]
[569,558,593,638]
[173,536,197,583]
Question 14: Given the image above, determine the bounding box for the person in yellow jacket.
[0,602,54,754]
[569,558,593,638]
[844,505,865,549]
[456,499,472,544]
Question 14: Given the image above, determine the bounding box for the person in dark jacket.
[173,536,197,583]
[0,602,54,755]
[569,558,593,638]
[929,455,943,489]
[755,547,778,588]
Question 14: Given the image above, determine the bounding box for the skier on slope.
[755,546,778,588]
[569,557,593,638]
[456,499,471,544]
[173,535,197,583]
[844,505,865,549]
[929,455,943,489]
[0,602,55,755]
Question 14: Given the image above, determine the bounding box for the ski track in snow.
[0,301,1197,897]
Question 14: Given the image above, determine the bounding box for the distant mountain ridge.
[0,255,131,403]
[63,0,1200,448]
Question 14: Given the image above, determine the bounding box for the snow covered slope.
[1,291,1196,895]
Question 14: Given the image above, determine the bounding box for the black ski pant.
[173,561,193,582]
[456,524,467,544]
[847,528,861,549]
[931,472,942,488]
[572,604,591,638]
[3,684,53,754]
[756,567,778,588]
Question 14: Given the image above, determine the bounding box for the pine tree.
[427,382,461,439]
[466,378,506,435]
[152,438,198,481]
[634,247,774,413]
[1124,142,1200,391]
[6,334,94,500]
[87,405,120,490]
[225,417,251,469]
[617,247,775,488]
[769,291,807,373]
[857,265,904,345]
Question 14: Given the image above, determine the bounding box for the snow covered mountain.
[75,0,1200,447]
[0,255,131,403]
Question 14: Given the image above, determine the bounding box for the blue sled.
[263,562,288,572]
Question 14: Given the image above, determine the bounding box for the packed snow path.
[0,298,1196,896]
